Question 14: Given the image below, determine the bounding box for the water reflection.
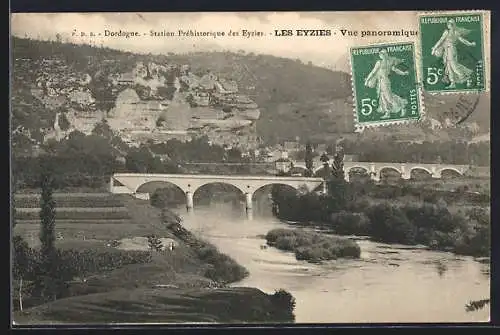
[174,204,490,323]
[435,260,448,277]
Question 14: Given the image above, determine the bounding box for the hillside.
[11,36,490,150]
[14,287,290,324]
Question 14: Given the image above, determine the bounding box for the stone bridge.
[292,161,471,181]
[110,173,325,217]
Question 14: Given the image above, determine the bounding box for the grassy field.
[15,193,125,208]
[13,287,286,324]
[12,192,294,324]
[13,193,182,250]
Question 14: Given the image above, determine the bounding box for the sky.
[10,11,490,72]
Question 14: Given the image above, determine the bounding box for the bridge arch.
[252,183,300,200]
[438,167,463,178]
[192,181,247,200]
[136,181,187,207]
[133,179,186,195]
[409,167,433,180]
[346,165,370,175]
[136,180,186,195]
[409,166,433,175]
[378,166,402,180]
[252,183,301,216]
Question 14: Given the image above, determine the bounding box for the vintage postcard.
[10,11,490,326]
[418,11,489,94]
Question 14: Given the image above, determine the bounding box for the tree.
[304,142,313,177]
[57,111,71,131]
[39,170,56,257]
[125,147,152,173]
[12,236,34,311]
[319,152,330,176]
[35,168,61,301]
[331,139,345,180]
[147,234,164,252]
[92,119,113,139]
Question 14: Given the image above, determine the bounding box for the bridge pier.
[344,171,350,183]
[431,167,440,179]
[246,210,254,221]
[186,191,194,213]
[401,164,411,180]
[245,192,254,220]
[245,192,253,211]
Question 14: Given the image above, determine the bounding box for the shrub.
[266,228,361,262]
[150,188,185,209]
[270,289,296,322]
[191,239,249,284]
[147,234,164,252]
[274,235,298,251]
[365,203,416,244]
[203,252,249,284]
[265,228,295,244]
[295,246,331,262]
[329,211,371,235]
[53,248,152,277]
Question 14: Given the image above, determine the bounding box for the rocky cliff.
[11,37,261,150]
[11,37,490,153]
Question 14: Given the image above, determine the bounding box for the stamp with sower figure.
[418,11,487,94]
[350,42,422,130]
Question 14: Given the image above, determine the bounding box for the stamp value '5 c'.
[350,42,422,130]
[418,12,487,94]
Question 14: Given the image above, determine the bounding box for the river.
[173,203,490,323]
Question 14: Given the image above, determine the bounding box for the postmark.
[418,11,487,94]
[349,42,422,131]
[443,93,481,126]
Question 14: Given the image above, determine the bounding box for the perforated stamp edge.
[415,10,490,95]
[349,41,425,133]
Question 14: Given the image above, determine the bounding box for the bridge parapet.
[292,160,471,181]
[110,173,325,217]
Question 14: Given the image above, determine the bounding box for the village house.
[283,140,300,152]
[315,143,327,153]
[198,73,218,92]
[68,88,96,106]
[117,72,135,85]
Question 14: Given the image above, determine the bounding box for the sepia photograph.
[10,11,491,325]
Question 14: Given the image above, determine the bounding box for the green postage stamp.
[418,11,487,94]
[350,42,422,130]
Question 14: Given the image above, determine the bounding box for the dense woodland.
[270,178,490,258]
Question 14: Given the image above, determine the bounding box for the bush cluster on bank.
[56,249,153,276]
[12,237,153,310]
[161,210,249,284]
[265,228,361,263]
[195,243,249,284]
[271,182,490,258]
[270,289,297,322]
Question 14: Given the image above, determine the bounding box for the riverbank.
[13,193,296,324]
[271,181,490,258]
[177,207,490,323]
